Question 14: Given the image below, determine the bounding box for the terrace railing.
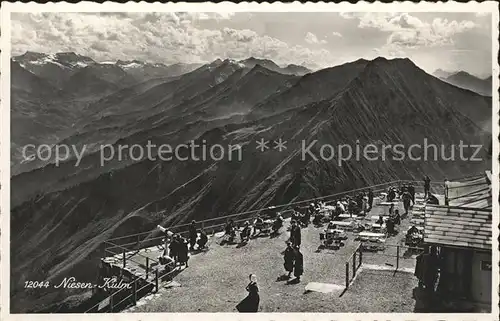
[88,178,446,312]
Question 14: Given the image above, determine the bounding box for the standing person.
[368,189,374,211]
[402,191,412,215]
[423,246,440,293]
[293,246,304,282]
[423,176,431,199]
[408,184,416,204]
[289,220,302,247]
[188,220,198,251]
[178,237,189,268]
[283,242,295,279]
[236,274,260,312]
[169,234,180,265]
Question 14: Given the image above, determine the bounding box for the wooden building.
[423,171,492,310]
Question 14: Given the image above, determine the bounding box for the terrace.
[86,180,445,313]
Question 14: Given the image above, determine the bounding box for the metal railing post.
[133,279,137,305]
[353,252,356,278]
[345,262,349,289]
[396,245,400,271]
[359,246,363,268]
[146,257,149,279]
[122,248,126,268]
[155,269,159,292]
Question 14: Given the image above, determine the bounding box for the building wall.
[470,250,492,304]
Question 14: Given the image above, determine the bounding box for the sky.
[11,12,493,77]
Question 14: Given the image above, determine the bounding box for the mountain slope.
[240,57,311,75]
[10,57,492,313]
[13,51,96,88]
[441,71,492,96]
[247,58,369,119]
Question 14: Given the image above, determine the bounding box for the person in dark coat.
[169,234,180,264]
[408,184,416,204]
[289,220,301,247]
[240,221,251,243]
[283,242,295,278]
[293,246,304,282]
[177,237,189,267]
[423,176,431,199]
[402,191,412,215]
[236,274,260,312]
[188,220,198,251]
[367,189,374,211]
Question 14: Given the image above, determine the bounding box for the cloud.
[331,32,342,37]
[304,32,327,45]
[11,12,335,68]
[340,12,476,49]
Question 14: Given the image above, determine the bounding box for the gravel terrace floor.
[126,194,428,312]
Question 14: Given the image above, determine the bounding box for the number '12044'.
[24,281,50,288]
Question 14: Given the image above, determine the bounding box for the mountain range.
[433,69,493,96]
[10,52,492,312]
[10,52,312,173]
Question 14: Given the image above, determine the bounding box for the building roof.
[424,205,492,251]
[445,171,491,209]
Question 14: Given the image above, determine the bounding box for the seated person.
[393,209,401,225]
[301,210,310,226]
[406,225,420,244]
[224,220,236,242]
[312,213,323,226]
[197,229,208,249]
[326,221,337,230]
[386,218,395,235]
[272,215,283,233]
[427,193,439,205]
[253,216,264,235]
[387,188,396,202]
[335,201,345,215]
[375,215,384,225]
[240,221,251,243]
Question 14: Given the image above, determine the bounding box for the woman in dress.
[283,242,295,279]
[293,246,304,282]
[236,274,260,312]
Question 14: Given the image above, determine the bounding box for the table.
[379,202,398,206]
[370,215,390,221]
[337,213,357,219]
[327,221,352,227]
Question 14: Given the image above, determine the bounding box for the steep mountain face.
[240,57,311,76]
[13,51,96,88]
[11,61,59,97]
[441,71,492,96]
[61,64,136,98]
[247,58,369,119]
[10,56,492,312]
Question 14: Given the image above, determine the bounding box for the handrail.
[106,179,447,252]
[86,262,177,313]
[105,240,159,265]
[107,179,405,244]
